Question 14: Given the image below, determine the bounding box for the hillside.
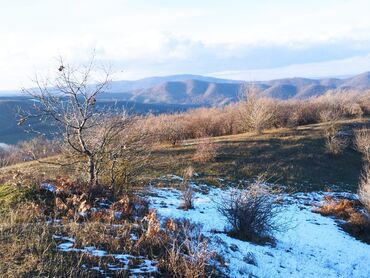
[2,117,367,191]
[1,117,369,277]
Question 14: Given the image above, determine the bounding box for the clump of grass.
[315,195,370,244]
[315,197,357,218]
[0,183,39,214]
[160,218,216,278]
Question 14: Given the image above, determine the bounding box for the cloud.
[2,0,370,89]
[209,53,370,81]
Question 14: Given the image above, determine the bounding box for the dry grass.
[315,196,370,244]
[164,220,214,278]
[315,197,358,219]
[0,204,97,277]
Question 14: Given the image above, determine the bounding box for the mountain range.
[2,72,370,106]
[100,72,370,106]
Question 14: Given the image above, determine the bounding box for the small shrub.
[240,88,275,133]
[218,179,282,243]
[359,166,370,214]
[179,167,194,210]
[193,139,219,163]
[355,128,370,163]
[325,134,348,155]
[320,109,348,155]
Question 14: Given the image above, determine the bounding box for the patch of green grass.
[0,183,31,213]
[0,183,35,213]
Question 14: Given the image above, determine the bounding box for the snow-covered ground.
[149,183,370,278]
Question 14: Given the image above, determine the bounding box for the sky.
[1,0,370,89]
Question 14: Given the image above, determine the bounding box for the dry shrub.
[218,178,283,243]
[0,137,61,168]
[320,109,348,155]
[359,166,370,214]
[162,219,215,278]
[355,128,370,163]
[135,89,370,146]
[193,138,219,163]
[240,87,276,133]
[179,167,194,210]
[325,134,348,155]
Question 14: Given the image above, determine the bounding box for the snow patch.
[149,185,370,278]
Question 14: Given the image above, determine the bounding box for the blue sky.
[1,0,370,89]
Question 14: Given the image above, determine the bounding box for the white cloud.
[1,0,370,89]
[209,54,370,81]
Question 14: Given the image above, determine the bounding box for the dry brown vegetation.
[146,89,370,146]
[192,138,219,163]
[315,195,370,244]
[355,128,370,163]
[359,166,370,215]
[0,176,218,277]
[179,167,195,210]
[0,137,60,168]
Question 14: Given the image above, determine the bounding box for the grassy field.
[1,117,369,193]
[143,117,369,192]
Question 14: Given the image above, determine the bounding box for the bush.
[240,88,276,133]
[179,167,194,210]
[355,128,370,163]
[218,179,282,243]
[324,134,348,155]
[320,109,348,155]
[193,139,219,163]
[359,166,370,215]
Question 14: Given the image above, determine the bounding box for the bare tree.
[18,57,130,187]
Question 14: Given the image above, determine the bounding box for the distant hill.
[100,72,370,106]
[0,97,199,144]
[2,72,370,106]
[2,72,370,144]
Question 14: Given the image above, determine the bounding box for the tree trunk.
[88,156,96,186]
